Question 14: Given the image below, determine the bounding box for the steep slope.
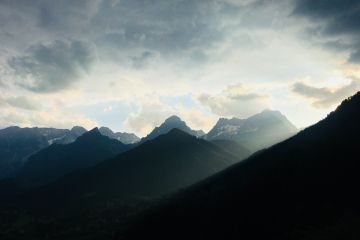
[0,126,86,179]
[140,115,205,143]
[122,93,360,240]
[99,127,140,144]
[18,128,131,187]
[205,110,298,151]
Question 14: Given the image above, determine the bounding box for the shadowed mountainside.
[121,92,360,240]
[0,126,86,179]
[17,128,132,187]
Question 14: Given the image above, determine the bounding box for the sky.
[0,0,359,137]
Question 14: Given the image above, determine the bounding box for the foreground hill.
[17,128,131,186]
[0,126,86,179]
[121,93,360,240]
[205,110,298,151]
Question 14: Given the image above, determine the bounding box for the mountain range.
[205,109,298,151]
[0,110,297,182]
[120,93,360,240]
[0,108,311,239]
[20,129,247,211]
[17,128,132,187]
[0,126,140,180]
[0,126,86,179]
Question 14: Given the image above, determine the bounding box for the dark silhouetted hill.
[121,92,360,240]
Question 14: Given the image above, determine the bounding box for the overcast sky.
[0,0,359,136]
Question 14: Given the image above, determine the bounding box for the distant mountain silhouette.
[0,126,86,179]
[205,110,298,151]
[140,115,205,143]
[17,128,131,187]
[99,126,140,144]
[121,92,360,240]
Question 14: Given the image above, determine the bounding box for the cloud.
[103,106,113,112]
[0,107,97,130]
[1,0,357,132]
[5,96,40,110]
[124,101,173,136]
[349,49,360,63]
[0,0,101,34]
[293,0,360,63]
[290,78,360,108]
[130,51,156,69]
[37,0,102,31]
[99,0,224,53]
[8,39,97,93]
[198,83,268,118]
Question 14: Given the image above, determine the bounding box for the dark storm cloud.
[1,0,285,60]
[37,0,101,30]
[8,40,97,93]
[0,0,101,32]
[293,0,360,63]
[291,79,360,108]
[97,0,229,56]
[349,49,360,63]
[0,0,269,69]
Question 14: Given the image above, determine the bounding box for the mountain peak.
[206,110,297,151]
[164,115,183,123]
[70,126,87,136]
[99,126,114,135]
[78,127,101,140]
[216,117,244,127]
[141,115,204,142]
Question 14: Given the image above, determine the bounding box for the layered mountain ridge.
[17,127,132,187]
[205,109,298,151]
[0,126,86,179]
